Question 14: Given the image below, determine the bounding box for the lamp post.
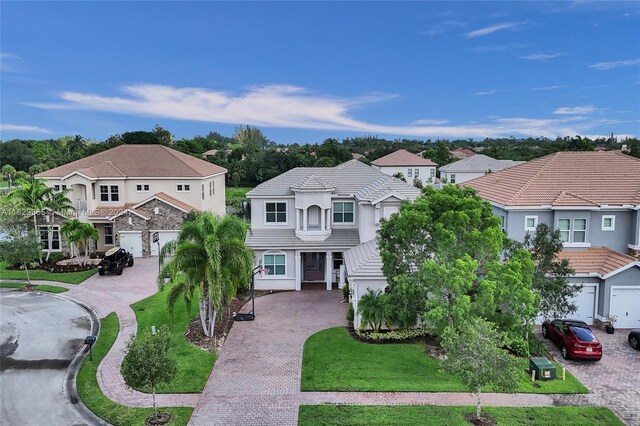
[234,264,266,321]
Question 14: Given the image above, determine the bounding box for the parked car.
[628,330,640,350]
[542,319,602,361]
[98,247,134,276]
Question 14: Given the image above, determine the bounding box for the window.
[202,184,205,200]
[500,215,506,231]
[333,202,354,223]
[450,174,456,184]
[38,226,60,251]
[524,215,538,232]
[209,181,212,196]
[104,224,114,245]
[99,185,119,202]
[263,253,286,276]
[407,168,412,177]
[415,168,419,177]
[601,215,615,231]
[62,185,67,190]
[558,218,587,243]
[177,184,190,192]
[54,185,60,191]
[430,168,435,178]
[136,184,149,192]
[265,202,287,223]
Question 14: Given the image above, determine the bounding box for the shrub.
[46,252,66,264]
[347,303,354,328]
[528,335,549,357]
[358,289,391,332]
[506,336,530,357]
[355,328,429,343]
[342,283,350,301]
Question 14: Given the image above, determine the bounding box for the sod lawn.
[302,327,588,394]
[0,282,68,293]
[298,405,623,426]
[76,313,193,426]
[127,284,216,393]
[0,262,97,284]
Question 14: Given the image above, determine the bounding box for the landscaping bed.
[302,327,587,394]
[76,313,193,426]
[1,261,97,284]
[298,405,623,426]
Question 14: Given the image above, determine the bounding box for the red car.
[542,319,602,361]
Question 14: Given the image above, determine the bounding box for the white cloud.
[0,123,53,134]
[419,20,465,36]
[465,22,518,38]
[529,85,564,91]
[519,52,563,61]
[589,58,640,70]
[553,105,596,115]
[0,52,24,73]
[26,83,628,139]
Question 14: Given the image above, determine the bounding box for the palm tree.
[2,164,16,188]
[61,219,83,264]
[157,212,254,337]
[78,223,99,266]
[358,289,390,332]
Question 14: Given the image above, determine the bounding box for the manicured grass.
[76,313,193,426]
[128,284,216,393]
[0,261,97,284]
[298,405,623,426]
[302,327,587,394]
[0,282,68,293]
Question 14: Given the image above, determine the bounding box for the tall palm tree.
[158,212,254,337]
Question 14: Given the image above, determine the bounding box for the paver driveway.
[538,327,640,425]
[189,288,347,425]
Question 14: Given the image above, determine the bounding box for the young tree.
[0,231,43,286]
[122,327,177,421]
[441,318,520,421]
[2,164,16,188]
[357,289,390,332]
[61,219,83,263]
[518,223,577,320]
[158,213,254,337]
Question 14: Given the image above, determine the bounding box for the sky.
[1,1,639,144]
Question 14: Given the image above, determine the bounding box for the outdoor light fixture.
[234,264,267,321]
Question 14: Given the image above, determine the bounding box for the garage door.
[119,232,143,257]
[568,284,596,325]
[150,231,179,256]
[610,287,640,329]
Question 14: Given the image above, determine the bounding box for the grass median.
[0,261,97,284]
[0,282,69,293]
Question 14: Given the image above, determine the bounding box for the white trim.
[609,286,640,327]
[118,230,142,234]
[135,183,150,192]
[601,215,615,231]
[264,201,288,225]
[628,244,640,250]
[524,215,538,232]
[109,208,150,221]
[602,261,640,279]
[38,225,62,253]
[262,250,287,277]
[563,242,592,248]
[370,192,406,205]
[61,171,97,181]
[132,195,191,213]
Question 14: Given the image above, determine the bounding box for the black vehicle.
[629,330,640,350]
[98,247,134,276]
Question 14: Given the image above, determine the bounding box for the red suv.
[542,319,602,361]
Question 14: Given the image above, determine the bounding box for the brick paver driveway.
[537,327,640,425]
[189,288,347,425]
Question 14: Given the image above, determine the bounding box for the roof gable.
[371,149,437,167]
[439,154,523,173]
[558,247,640,278]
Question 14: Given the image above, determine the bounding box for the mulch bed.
[145,413,171,426]
[466,413,496,426]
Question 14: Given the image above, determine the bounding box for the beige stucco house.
[371,149,438,186]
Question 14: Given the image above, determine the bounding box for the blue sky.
[1,1,639,143]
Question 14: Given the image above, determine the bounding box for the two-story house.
[36,144,227,257]
[371,149,438,186]
[246,160,421,311]
[464,151,640,328]
[439,154,523,184]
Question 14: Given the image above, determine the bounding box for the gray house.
[439,154,523,184]
[464,151,640,328]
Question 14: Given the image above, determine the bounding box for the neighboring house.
[450,147,477,160]
[439,154,523,184]
[463,151,640,328]
[36,144,227,257]
[371,149,437,186]
[245,160,421,327]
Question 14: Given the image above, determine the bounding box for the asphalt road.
[0,289,91,426]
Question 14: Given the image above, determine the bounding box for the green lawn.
[76,313,193,426]
[302,327,587,394]
[127,284,216,393]
[0,179,8,188]
[298,405,623,426]
[0,262,97,284]
[0,282,68,293]
[225,186,253,198]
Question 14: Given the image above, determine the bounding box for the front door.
[303,252,325,281]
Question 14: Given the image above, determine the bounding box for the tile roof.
[450,148,477,159]
[247,160,421,203]
[246,228,360,249]
[343,238,385,278]
[558,247,639,277]
[147,192,196,212]
[439,154,524,173]
[462,151,640,207]
[37,144,227,179]
[291,175,335,191]
[371,149,437,167]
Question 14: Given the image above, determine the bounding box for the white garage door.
[119,232,143,258]
[610,287,640,329]
[150,231,179,256]
[568,284,596,325]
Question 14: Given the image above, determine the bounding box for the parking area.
[537,326,640,425]
[0,289,91,426]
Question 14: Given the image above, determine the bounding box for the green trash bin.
[529,357,556,381]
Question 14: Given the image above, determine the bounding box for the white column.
[339,263,346,289]
[326,251,333,291]
[374,204,381,225]
[295,208,300,230]
[295,252,301,291]
[321,208,326,230]
[303,208,308,231]
[326,208,331,231]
